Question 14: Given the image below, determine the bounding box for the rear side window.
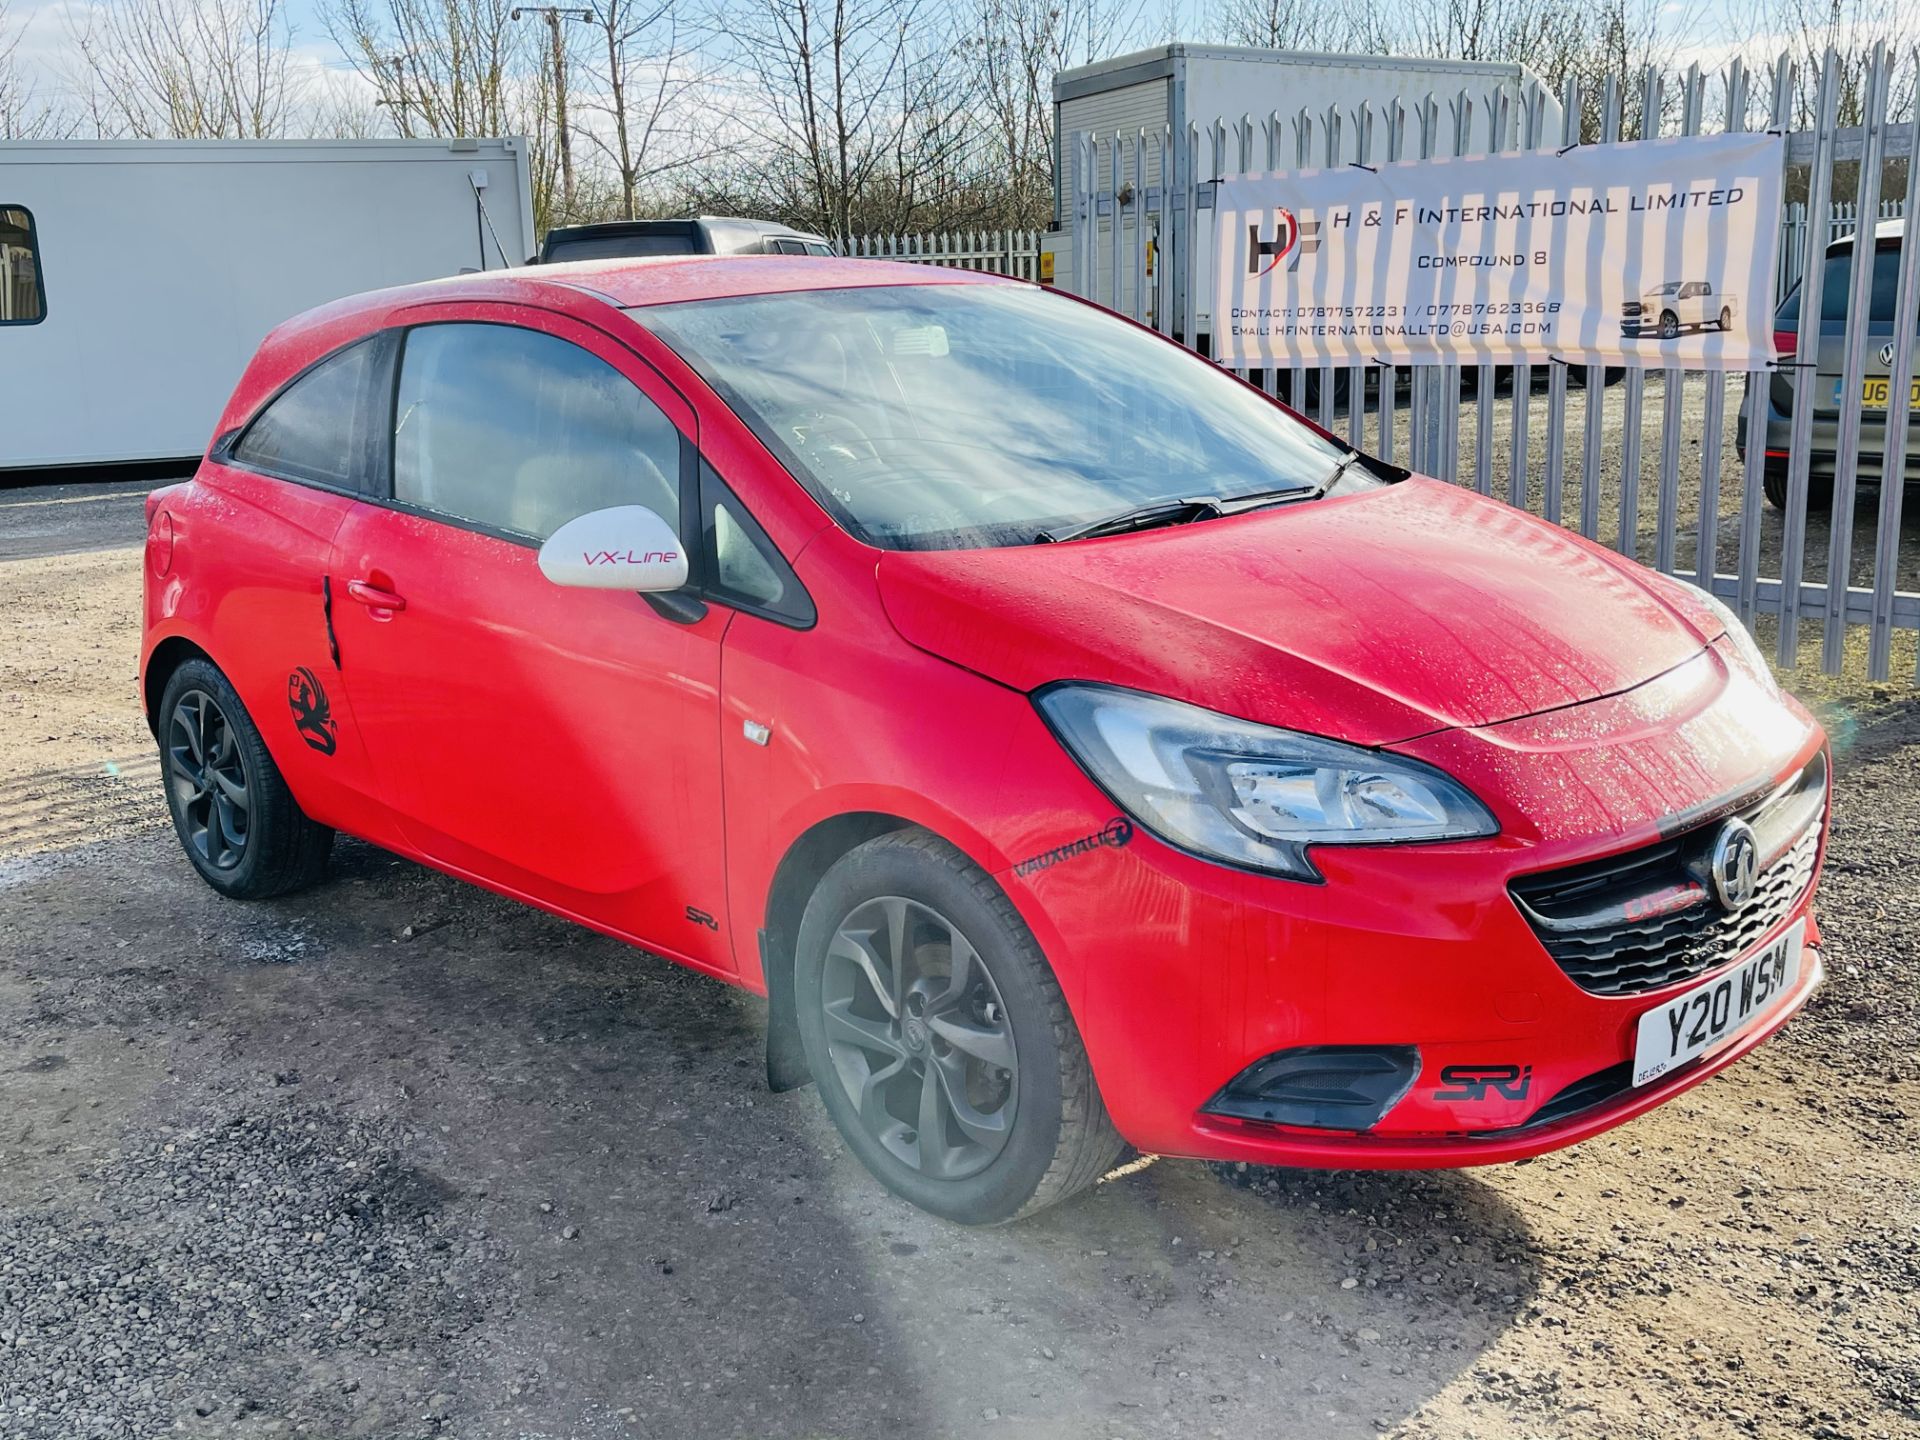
[232,340,378,489]
[1780,247,1915,331]
[392,323,683,541]
[0,206,46,325]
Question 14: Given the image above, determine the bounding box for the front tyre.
[794,830,1124,1224]
[158,658,333,900]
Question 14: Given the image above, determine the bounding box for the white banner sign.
[1213,131,1784,370]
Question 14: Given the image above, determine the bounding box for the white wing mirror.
[538,506,690,592]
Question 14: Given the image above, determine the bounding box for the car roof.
[228,257,1028,443]
[343,254,1010,317]
[265,256,1021,354]
[1826,218,1905,252]
[554,255,1005,306]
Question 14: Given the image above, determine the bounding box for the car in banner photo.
[141,257,1829,1224]
[1623,279,1740,339]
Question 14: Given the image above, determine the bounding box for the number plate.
[1632,919,1804,1087]
[1841,377,1920,408]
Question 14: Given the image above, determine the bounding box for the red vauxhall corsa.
[141,258,1829,1224]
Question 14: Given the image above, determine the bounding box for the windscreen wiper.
[1037,455,1366,543]
[1214,452,1365,516]
[1037,496,1222,544]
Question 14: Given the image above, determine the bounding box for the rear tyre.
[1718,306,1733,332]
[1762,464,1834,513]
[794,829,1125,1224]
[158,659,333,900]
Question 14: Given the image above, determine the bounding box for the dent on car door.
[326,311,738,972]
[193,333,391,836]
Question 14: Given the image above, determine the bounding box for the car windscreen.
[546,232,702,261]
[632,284,1350,550]
[1776,245,1916,332]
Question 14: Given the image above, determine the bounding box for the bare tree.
[706,0,982,237]
[961,0,1148,227]
[324,0,528,137]
[575,0,722,219]
[1753,0,1917,127]
[1215,0,1340,51]
[1383,0,1594,87]
[0,0,52,137]
[65,0,305,137]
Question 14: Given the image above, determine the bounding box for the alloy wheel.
[167,689,250,870]
[819,896,1018,1180]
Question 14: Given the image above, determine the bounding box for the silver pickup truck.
[1622,280,1740,339]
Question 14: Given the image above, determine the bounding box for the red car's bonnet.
[876,476,1717,744]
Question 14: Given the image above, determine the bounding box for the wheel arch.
[760,810,921,1092]
[143,635,216,736]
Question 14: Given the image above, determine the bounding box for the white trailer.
[1049,45,1564,331]
[0,137,536,471]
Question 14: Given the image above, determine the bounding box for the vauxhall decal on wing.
[1213,131,1785,369]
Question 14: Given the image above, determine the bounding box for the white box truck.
[0,137,536,471]
[1051,45,1563,337]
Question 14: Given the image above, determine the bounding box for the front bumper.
[999,645,1828,1169]
[1186,938,1821,1169]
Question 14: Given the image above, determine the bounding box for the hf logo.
[1248,207,1322,277]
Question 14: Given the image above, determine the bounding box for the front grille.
[1510,758,1825,997]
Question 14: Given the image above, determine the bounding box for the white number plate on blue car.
[1632,919,1804,1087]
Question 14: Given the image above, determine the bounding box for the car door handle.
[346,579,406,614]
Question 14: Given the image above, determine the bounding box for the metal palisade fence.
[1044,45,1920,683]
[842,230,1047,280]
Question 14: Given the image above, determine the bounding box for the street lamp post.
[512,6,595,218]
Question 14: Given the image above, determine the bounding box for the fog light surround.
[1202,1045,1420,1131]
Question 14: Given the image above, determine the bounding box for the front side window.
[635,285,1349,551]
[0,206,46,325]
[231,339,377,489]
[392,323,682,541]
[698,461,812,624]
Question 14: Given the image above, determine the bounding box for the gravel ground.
[1,478,1917,1440]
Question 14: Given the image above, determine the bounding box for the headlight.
[1682,581,1776,691]
[1035,684,1499,881]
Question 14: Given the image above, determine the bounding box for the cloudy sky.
[3,0,1888,136]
